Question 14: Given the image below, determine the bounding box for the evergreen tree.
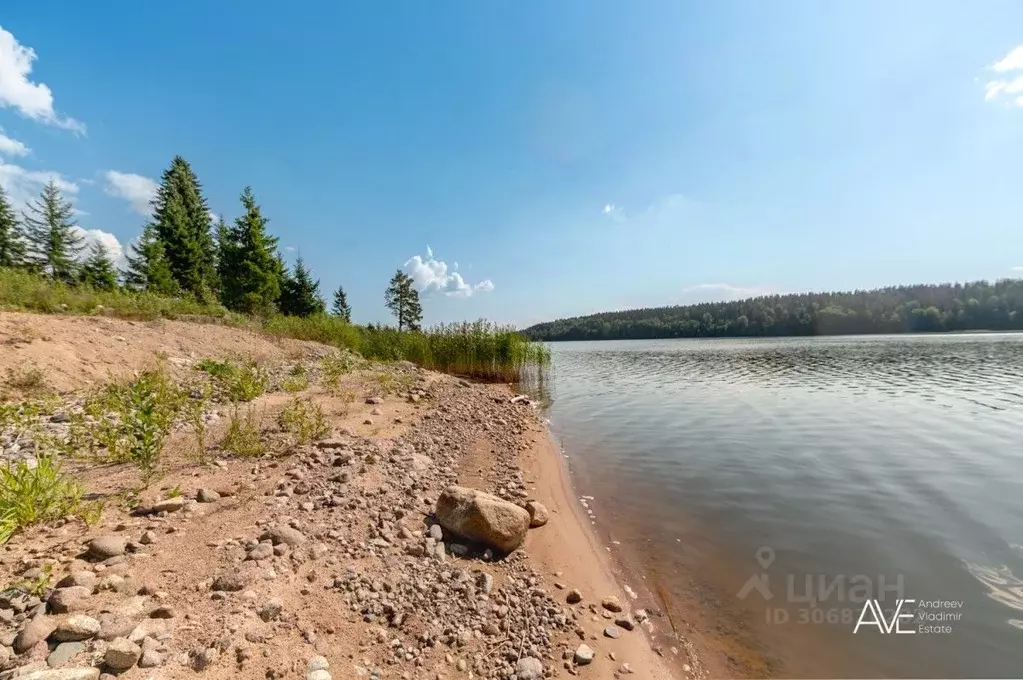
[384,269,422,331]
[331,284,352,322]
[124,223,178,295]
[219,187,281,315]
[0,185,27,268]
[23,180,84,282]
[279,257,326,317]
[150,156,216,300]
[79,242,119,290]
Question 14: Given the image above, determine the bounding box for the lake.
[545,334,1023,678]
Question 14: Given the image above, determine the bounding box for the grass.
[221,407,265,457]
[0,267,552,383]
[0,455,83,543]
[195,359,267,402]
[277,397,328,444]
[3,366,49,397]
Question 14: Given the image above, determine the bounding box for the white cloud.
[984,46,1023,107]
[0,158,78,211]
[102,170,158,215]
[404,246,494,298]
[1013,266,1023,272]
[679,283,769,305]
[71,226,126,268]
[0,129,28,157]
[284,246,296,252]
[0,27,85,133]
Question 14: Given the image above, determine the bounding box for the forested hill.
[522,279,1023,341]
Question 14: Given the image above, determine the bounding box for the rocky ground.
[0,316,677,680]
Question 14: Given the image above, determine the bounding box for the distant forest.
[522,279,1023,341]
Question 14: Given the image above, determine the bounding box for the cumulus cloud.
[71,226,126,268]
[103,170,158,215]
[404,246,494,298]
[0,26,85,132]
[679,283,769,305]
[983,45,1023,107]
[0,129,28,157]
[0,159,78,211]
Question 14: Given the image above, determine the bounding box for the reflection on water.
[546,334,1023,678]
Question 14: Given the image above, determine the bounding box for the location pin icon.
[756,546,775,570]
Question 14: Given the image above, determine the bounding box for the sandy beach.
[0,311,684,680]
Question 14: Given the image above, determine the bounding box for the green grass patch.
[277,397,328,444]
[221,407,265,457]
[195,359,267,402]
[0,455,83,543]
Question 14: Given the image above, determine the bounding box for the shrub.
[0,455,83,543]
[221,407,265,457]
[195,359,267,402]
[277,397,328,444]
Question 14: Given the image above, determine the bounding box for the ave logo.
[853,599,916,634]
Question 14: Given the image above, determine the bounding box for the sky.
[0,1,1022,328]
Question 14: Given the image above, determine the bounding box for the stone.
[525,500,549,527]
[428,524,443,541]
[105,637,141,670]
[308,656,329,672]
[434,485,530,553]
[566,589,582,604]
[139,649,164,668]
[138,531,156,545]
[515,656,544,680]
[247,543,273,561]
[574,644,595,665]
[47,641,87,667]
[48,587,91,614]
[601,596,623,613]
[56,572,97,590]
[212,571,250,592]
[53,615,101,641]
[196,488,220,503]
[265,525,306,547]
[97,617,136,641]
[258,598,283,622]
[149,606,176,619]
[17,669,100,680]
[614,617,635,631]
[150,497,183,514]
[308,671,332,680]
[87,536,126,560]
[603,626,621,639]
[619,662,634,674]
[365,397,383,404]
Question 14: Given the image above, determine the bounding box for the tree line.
[0,156,425,329]
[523,280,1023,341]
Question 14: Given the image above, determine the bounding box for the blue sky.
[1,1,1022,327]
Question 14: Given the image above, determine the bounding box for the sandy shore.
[0,311,683,680]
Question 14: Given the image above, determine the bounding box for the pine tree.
[331,285,352,322]
[279,257,326,317]
[124,223,178,295]
[150,156,216,300]
[384,269,423,331]
[23,180,84,282]
[219,187,281,315]
[0,185,27,268]
[79,242,119,290]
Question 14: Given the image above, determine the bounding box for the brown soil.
[0,311,683,680]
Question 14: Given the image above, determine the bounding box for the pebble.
[515,656,543,679]
[87,536,126,560]
[47,641,87,667]
[105,637,142,670]
[574,644,595,665]
[53,615,101,641]
[48,587,91,614]
[566,589,583,604]
[197,488,221,503]
[603,626,621,639]
[601,596,623,613]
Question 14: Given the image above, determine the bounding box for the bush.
[221,407,265,457]
[277,397,328,444]
[0,455,83,543]
[195,359,267,402]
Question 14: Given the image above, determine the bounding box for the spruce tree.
[331,285,352,322]
[23,180,84,282]
[219,187,281,315]
[0,185,27,268]
[384,269,423,331]
[124,224,178,295]
[150,156,216,300]
[79,242,119,290]
[279,257,325,317]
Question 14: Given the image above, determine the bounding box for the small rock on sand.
[434,485,530,553]
[265,525,306,546]
[525,500,549,527]
[515,656,544,679]
[601,596,623,613]
[47,640,87,667]
[87,536,126,560]
[105,637,142,670]
[604,626,621,639]
[150,497,184,514]
[574,644,595,665]
[566,589,582,604]
[48,587,91,614]
[15,615,56,653]
[197,488,220,503]
[53,615,101,641]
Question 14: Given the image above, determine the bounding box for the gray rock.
[365,397,383,404]
[259,598,283,622]
[603,626,621,639]
[47,641,86,667]
[574,644,595,665]
[265,525,306,547]
[476,572,494,595]
[428,524,443,541]
[7,613,38,643]
[139,649,164,668]
[308,671,332,680]
[566,589,583,604]
[212,571,250,592]
[105,637,141,670]
[87,536,126,560]
[307,656,329,672]
[97,617,136,641]
[56,572,97,590]
[515,656,544,680]
[149,606,176,619]
[196,488,220,503]
[48,587,91,614]
[139,531,156,545]
[53,615,100,641]
[246,543,273,561]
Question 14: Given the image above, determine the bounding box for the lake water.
[545,334,1023,678]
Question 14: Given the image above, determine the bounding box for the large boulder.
[435,486,530,553]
